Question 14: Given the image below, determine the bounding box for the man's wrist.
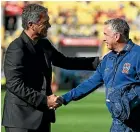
[61,95,69,105]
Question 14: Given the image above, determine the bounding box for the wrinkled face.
[33,12,51,38]
[103,25,118,51]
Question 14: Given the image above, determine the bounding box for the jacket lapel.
[20,31,36,54]
[20,31,50,68]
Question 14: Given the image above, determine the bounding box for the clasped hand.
[47,94,63,109]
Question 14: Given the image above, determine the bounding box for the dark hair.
[104,18,130,41]
[22,4,48,29]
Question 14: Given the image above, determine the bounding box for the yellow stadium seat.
[123,7,138,21]
[77,12,93,25]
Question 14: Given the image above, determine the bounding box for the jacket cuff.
[61,94,71,105]
[36,95,48,111]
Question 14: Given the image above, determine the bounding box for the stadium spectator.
[55,18,140,131]
[2,4,100,132]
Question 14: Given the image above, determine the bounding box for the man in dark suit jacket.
[2,4,100,132]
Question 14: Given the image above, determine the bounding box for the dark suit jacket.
[2,31,100,129]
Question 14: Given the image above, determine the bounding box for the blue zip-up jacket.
[62,40,140,107]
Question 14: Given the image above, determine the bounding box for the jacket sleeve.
[41,38,100,70]
[4,42,47,111]
[61,62,104,105]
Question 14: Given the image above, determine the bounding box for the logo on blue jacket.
[122,63,131,74]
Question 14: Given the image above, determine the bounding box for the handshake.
[47,94,64,109]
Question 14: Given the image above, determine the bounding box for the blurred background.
[1,1,140,132]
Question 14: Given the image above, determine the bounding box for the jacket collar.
[111,39,134,55]
[20,31,36,54]
[122,39,134,52]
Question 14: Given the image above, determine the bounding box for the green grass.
[1,90,112,132]
[1,90,6,132]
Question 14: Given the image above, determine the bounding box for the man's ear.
[28,21,33,27]
[115,33,121,42]
[28,22,35,31]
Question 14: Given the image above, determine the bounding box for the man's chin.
[39,34,47,38]
[43,32,48,37]
[107,46,111,50]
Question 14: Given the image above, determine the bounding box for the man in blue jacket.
[54,18,140,131]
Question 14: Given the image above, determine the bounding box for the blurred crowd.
[1,1,140,48]
[1,1,140,87]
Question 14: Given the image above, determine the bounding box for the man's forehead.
[104,25,112,32]
[104,24,111,29]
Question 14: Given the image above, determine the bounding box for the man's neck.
[115,42,127,53]
[24,30,39,43]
